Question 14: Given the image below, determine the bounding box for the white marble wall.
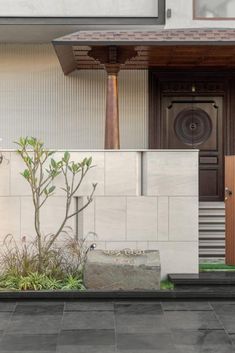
[0,150,199,278]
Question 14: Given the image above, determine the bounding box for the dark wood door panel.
[193,101,219,151]
[163,98,192,149]
[162,96,223,201]
[199,169,219,201]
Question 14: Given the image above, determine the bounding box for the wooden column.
[104,46,120,149]
[105,65,120,149]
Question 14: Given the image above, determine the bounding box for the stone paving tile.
[115,313,169,333]
[15,301,64,305]
[0,302,16,312]
[58,329,115,346]
[210,300,235,305]
[8,314,63,334]
[0,312,13,331]
[116,332,176,351]
[116,351,179,353]
[0,334,57,351]
[62,311,114,330]
[114,303,163,315]
[64,301,114,312]
[0,351,55,353]
[162,301,212,311]
[164,311,223,330]
[14,303,64,315]
[114,300,161,304]
[172,330,232,348]
[211,303,235,333]
[211,303,235,314]
[174,328,235,352]
[215,315,235,334]
[57,345,116,353]
[176,345,234,353]
[229,333,235,345]
[0,300,234,352]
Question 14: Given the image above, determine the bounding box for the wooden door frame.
[148,69,235,156]
[148,69,235,201]
[225,156,235,264]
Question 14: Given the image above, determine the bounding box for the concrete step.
[199,217,225,223]
[199,231,225,239]
[200,240,225,247]
[199,224,225,231]
[168,272,235,286]
[199,202,225,209]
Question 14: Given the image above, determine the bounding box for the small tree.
[16,137,97,273]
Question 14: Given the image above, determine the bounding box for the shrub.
[14,137,97,274]
[0,137,98,290]
[0,231,96,290]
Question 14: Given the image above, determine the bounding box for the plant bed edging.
[0,289,235,299]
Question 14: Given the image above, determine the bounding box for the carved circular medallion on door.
[174,108,212,146]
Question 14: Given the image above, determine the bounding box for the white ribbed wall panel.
[0,44,148,149]
[119,70,148,149]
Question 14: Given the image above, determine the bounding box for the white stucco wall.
[1,0,235,30]
[0,0,158,17]
[0,150,199,278]
[0,44,148,150]
[166,0,235,28]
[1,0,234,43]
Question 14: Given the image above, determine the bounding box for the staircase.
[199,202,225,260]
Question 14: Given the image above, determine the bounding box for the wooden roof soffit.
[54,43,140,75]
[53,45,77,75]
[53,29,235,74]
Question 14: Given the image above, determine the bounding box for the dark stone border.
[169,272,235,285]
[0,289,234,299]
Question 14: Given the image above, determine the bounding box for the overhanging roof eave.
[52,40,235,46]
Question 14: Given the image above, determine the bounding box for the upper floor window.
[194,0,235,19]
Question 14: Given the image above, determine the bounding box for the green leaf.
[22,169,30,180]
[51,159,57,169]
[87,157,92,167]
[71,163,79,173]
[48,186,56,194]
[63,151,70,163]
[82,158,87,166]
[28,137,37,147]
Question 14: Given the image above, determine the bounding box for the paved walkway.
[0,300,234,352]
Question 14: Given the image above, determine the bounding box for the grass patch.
[199,263,235,272]
[160,280,174,290]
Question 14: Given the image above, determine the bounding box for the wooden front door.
[225,156,235,264]
[162,96,223,201]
